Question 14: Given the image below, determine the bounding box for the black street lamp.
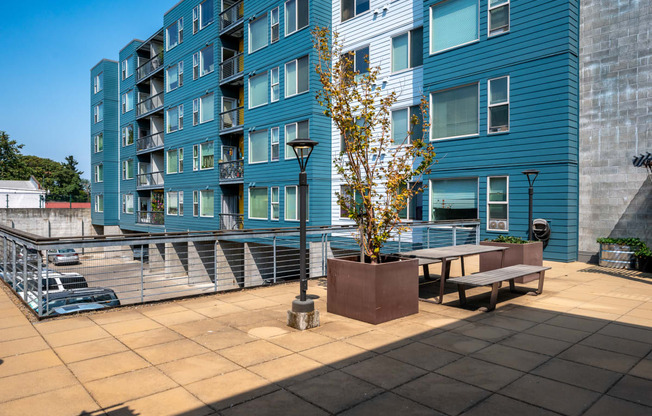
[522,169,540,242]
[287,138,319,330]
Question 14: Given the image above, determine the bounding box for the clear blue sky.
[0,0,177,179]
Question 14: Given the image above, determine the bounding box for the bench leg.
[527,270,546,296]
[509,278,516,292]
[461,256,465,276]
[479,282,500,312]
[423,264,430,280]
[434,258,449,304]
[457,284,467,305]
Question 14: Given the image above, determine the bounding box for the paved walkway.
[0,260,651,416]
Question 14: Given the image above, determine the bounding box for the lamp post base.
[287,299,320,330]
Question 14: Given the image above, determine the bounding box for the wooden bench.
[417,257,458,281]
[448,264,551,312]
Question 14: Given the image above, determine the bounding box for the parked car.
[39,288,120,316]
[47,249,80,265]
[52,303,108,315]
[132,245,149,261]
[12,270,88,310]
[17,247,42,264]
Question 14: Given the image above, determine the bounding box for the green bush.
[597,237,651,259]
[486,235,531,244]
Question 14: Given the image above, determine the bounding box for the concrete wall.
[0,208,94,238]
[579,0,652,260]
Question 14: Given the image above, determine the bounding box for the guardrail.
[220,107,243,130]
[137,211,164,226]
[220,53,244,81]
[137,171,164,188]
[137,132,164,152]
[137,92,164,116]
[220,1,244,32]
[219,160,244,182]
[137,54,163,81]
[219,213,244,230]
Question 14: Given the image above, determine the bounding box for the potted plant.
[480,235,543,283]
[596,237,642,269]
[313,27,437,324]
[634,244,652,273]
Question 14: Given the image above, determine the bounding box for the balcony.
[137,54,163,82]
[220,106,244,134]
[219,213,244,230]
[137,211,164,226]
[219,160,244,184]
[137,92,164,118]
[137,132,164,154]
[137,171,164,189]
[219,53,244,85]
[220,1,244,36]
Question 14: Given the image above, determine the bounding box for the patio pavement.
[0,259,651,416]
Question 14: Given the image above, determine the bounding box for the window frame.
[199,189,214,218]
[284,55,309,98]
[270,7,280,43]
[428,177,479,222]
[486,176,509,231]
[285,0,309,37]
[94,72,103,94]
[248,130,268,164]
[166,105,184,133]
[166,62,184,92]
[429,82,480,141]
[488,0,510,37]
[398,182,423,221]
[284,185,309,221]
[95,195,104,213]
[167,149,179,174]
[94,164,104,183]
[166,18,183,51]
[122,193,134,214]
[248,13,268,53]
[193,53,199,80]
[193,190,199,216]
[121,125,134,147]
[429,0,480,55]
[121,55,132,80]
[390,27,423,74]
[248,187,269,220]
[122,159,134,180]
[270,67,279,102]
[94,133,103,153]
[200,141,215,170]
[167,191,179,216]
[94,102,103,123]
[193,144,199,171]
[271,127,279,161]
[193,5,199,33]
[341,0,370,23]
[178,148,184,173]
[121,89,133,114]
[487,76,510,134]
[271,186,279,220]
[284,120,309,160]
[248,71,269,109]
[199,93,215,124]
[199,0,214,30]
[199,44,214,77]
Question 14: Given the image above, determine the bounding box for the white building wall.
[0,191,46,209]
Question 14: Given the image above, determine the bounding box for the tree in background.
[0,131,28,179]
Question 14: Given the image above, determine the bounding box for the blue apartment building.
[91,0,579,261]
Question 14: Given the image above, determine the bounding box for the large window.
[249,130,268,163]
[391,105,422,145]
[487,176,508,231]
[167,105,184,132]
[271,127,279,161]
[430,0,478,54]
[398,182,423,221]
[167,192,179,215]
[249,14,268,53]
[271,187,279,220]
[94,72,103,94]
[94,102,103,123]
[167,149,178,174]
[431,83,478,139]
[285,55,309,97]
[285,0,309,36]
[200,45,214,76]
[94,164,103,183]
[166,62,184,91]
[122,90,134,113]
[430,178,478,221]
[122,194,134,214]
[122,125,134,147]
[271,7,279,42]
[285,120,309,159]
[167,18,184,50]
[249,72,268,108]
[122,159,134,180]
[200,142,214,169]
[489,0,510,36]
[341,0,369,22]
[249,187,268,219]
[285,185,309,221]
[391,27,423,73]
[200,93,214,123]
[95,195,104,213]
[121,56,132,80]
[344,46,369,76]
[488,76,509,133]
[200,0,214,29]
[94,133,103,153]
[200,190,214,217]
[270,67,279,102]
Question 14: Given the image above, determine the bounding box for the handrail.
[137,92,164,116]
[137,132,164,152]
[219,159,244,181]
[220,0,244,32]
[137,211,164,225]
[220,53,244,81]
[137,53,164,81]
[219,213,244,230]
[220,106,244,130]
[137,171,164,187]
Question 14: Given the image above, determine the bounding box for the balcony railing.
[220,53,244,82]
[220,1,244,33]
[137,171,164,188]
[219,160,244,183]
[137,211,164,226]
[137,132,164,153]
[137,92,164,116]
[220,107,244,131]
[219,213,244,230]
[137,54,163,81]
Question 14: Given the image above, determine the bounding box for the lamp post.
[522,170,540,242]
[286,138,320,330]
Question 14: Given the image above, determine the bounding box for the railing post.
[11,241,16,291]
[427,227,430,249]
[272,236,277,283]
[22,245,27,302]
[140,245,144,303]
[37,250,43,317]
[214,241,219,292]
[2,237,6,283]
[475,223,480,245]
[45,254,50,315]
[322,233,326,276]
[452,226,457,246]
[398,233,402,253]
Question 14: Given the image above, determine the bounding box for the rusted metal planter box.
[479,241,543,283]
[599,244,635,269]
[327,256,419,325]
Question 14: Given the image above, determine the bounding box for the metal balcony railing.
[137,132,164,152]
[220,1,244,32]
[220,106,244,130]
[137,211,164,225]
[220,53,244,81]
[219,160,244,182]
[219,213,244,230]
[137,54,163,81]
[137,92,164,116]
[137,171,164,188]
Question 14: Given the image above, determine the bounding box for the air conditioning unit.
[489,220,507,230]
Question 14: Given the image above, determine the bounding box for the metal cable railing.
[137,132,164,152]
[137,171,164,188]
[137,92,164,116]
[219,160,244,182]
[220,1,244,32]
[137,54,163,81]
[220,53,244,81]
[220,107,244,130]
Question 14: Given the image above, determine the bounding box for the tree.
[0,131,28,179]
[313,27,437,263]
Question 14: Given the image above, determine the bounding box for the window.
[285,0,309,36]
[249,14,268,53]
[94,133,103,153]
[167,18,183,50]
[200,0,214,29]
[178,148,184,172]
[94,164,104,183]
[431,83,478,139]
[489,0,510,36]
[391,105,422,145]
[200,45,214,76]
[200,93,214,123]
[167,149,178,174]
[271,187,279,220]
[285,120,309,159]
[270,67,279,102]
[167,192,179,215]
[285,185,309,221]
[488,76,509,133]
[193,5,199,33]
[249,72,268,108]
[193,191,199,216]
[94,72,103,94]
[166,62,184,91]
[122,194,134,214]
[95,195,104,213]
[430,178,478,221]
[200,142,214,169]
[122,125,134,146]
[122,90,134,113]
[344,46,369,76]
[200,190,214,217]
[193,145,199,170]
[271,127,279,161]
[122,159,134,180]
[167,105,184,132]
[121,56,133,79]
[271,7,279,42]
[430,0,478,54]
[179,191,184,216]
[487,176,508,231]
[193,53,199,80]
[339,185,363,219]
[391,27,423,72]
[341,0,369,22]
[94,102,103,123]
[249,130,268,163]
[398,182,423,220]
[249,187,268,219]
[193,99,199,125]
[285,55,309,97]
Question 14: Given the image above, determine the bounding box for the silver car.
[47,249,80,265]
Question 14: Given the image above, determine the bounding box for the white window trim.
[429,0,480,56]
[270,7,280,43]
[95,195,103,213]
[178,148,184,173]
[193,190,199,216]
[94,133,103,153]
[193,6,199,33]
[284,57,309,98]
[429,82,480,141]
[271,127,280,161]
[122,194,134,214]
[486,176,509,231]
[427,177,479,222]
[94,72,103,94]
[167,105,184,133]
[95,102,103,123]
[284,120,309,160]
[122,159,134,180]
[248,13,268,54]
[487,75,510,134]
[193,144,199,171]
[199,190,214,218]
[248,187,269,220]
[179,191,184,216]
[166,64,183,92]
[271,186,279,220]
[200,141,214,170]
[285,185,299,221]
[94,164,103,183]
[285,0,309,37]
[167,192,179,216]
[488,0,510,38]
[166,18,183,51]
[200,45,214,77]
[248,130,268,164]
[341,0,371,23]
[193,53,199,80]
[248,72,269,109]
[121,56,132,80]
[199,93,215,124]
[270,67,279,102]
[390,28,423,74]
[199,0,214,30]
[167,149,178,174]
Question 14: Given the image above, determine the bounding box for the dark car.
[39,287,120,316]
[132,245,149,261]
